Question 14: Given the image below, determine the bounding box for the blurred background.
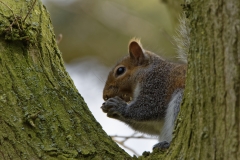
[42,0,183,156]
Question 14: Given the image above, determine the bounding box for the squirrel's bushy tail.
[174,15,190,63]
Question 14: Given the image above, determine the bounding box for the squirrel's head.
[103,38,150,103]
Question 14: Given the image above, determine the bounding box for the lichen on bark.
[1,0,239,159]
[0,0,130,159]
[139,0,240,159]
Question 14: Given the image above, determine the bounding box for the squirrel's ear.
[128,39,145,63]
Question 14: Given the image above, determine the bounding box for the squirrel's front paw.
[101,96,127,119]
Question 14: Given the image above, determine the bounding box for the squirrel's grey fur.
[101,16,189,151]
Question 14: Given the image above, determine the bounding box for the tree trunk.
[0,0,130,159]
[140,0,240,159]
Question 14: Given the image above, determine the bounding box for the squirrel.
[101,17,189,150]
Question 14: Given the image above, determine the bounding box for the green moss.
[0,0,131,159]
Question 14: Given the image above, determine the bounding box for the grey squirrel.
[101,17,189,150]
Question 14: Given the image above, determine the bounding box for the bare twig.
[113,138,140,156]
[111,133,157,156]
[23,0,37,22]
[0,1,21,31]
[110,133,158,156]
[113,133,139,156]
[110,135,157,140]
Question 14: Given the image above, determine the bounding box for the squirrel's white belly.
[127,120,164,136]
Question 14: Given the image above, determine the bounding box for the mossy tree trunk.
[0,0,130,159]
[142,0,240,159]
[1,0,239,159]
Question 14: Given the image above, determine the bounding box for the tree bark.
[0,0,130,159]
[1,0,240,159]
[140,0,240,159]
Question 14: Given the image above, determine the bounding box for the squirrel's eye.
[116,67,125,76]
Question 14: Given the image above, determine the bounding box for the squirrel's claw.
[101,97,117,112]
[153,141,170,151]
